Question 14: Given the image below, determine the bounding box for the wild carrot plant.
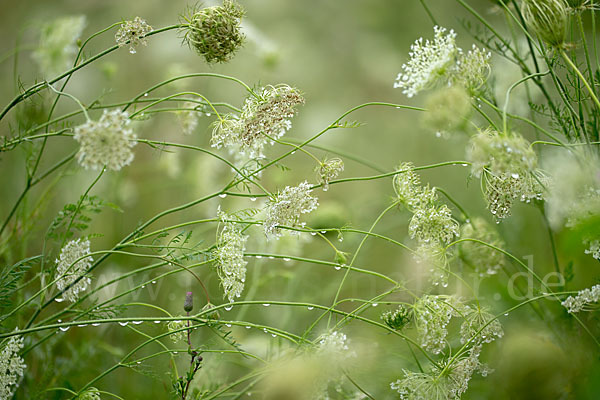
[1,0,600,398]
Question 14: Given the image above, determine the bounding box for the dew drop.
[283,258,291,262]
[307,306,314,310]
[271,334,277,337]
[255,255,262,259]
[132,321,143,325]
[143,92,148,97]
[291,151,296,155]
[57,319,62,323]
[245,326,251,329]
[152,280,157,284]
[250,197,257,202]
[77,324,88,328]
[224,305,233,311]
[141,285,146,289]
[504,313,509,316]
[320,231,327,234]
[136,361,141,364]
[154,320,161,324]
[59,327,70,332]
[219,193,227,198]
[118,322,129,326]
[55,298,65,303]
[310,232,317,236]
[372,303,378,307]
[226,323,232,328]
[334,265,341,270]
[262,303,270,307]
[268,256,274,259]
[92,323,100,327]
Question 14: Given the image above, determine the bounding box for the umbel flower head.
[393,162,437,210]
[460,307,504,345]
[412,295,464,354]
[467,129,543,219]
[32,15,87,78]
[73,109,137,171]
[55,238,94,302]
[394,26,490,97]
[394,26,459,98]
[80,388,102,400]
[115,16,153,54]
[264,181,318,238]
[211,85,305,158]
[213,208,248,302]
[561,284,600,313]
[317,158,344,191]
[0,333,26,399]
[522,0,569,48]
[459,218,506,276]
[181,0,245,63]
[422,86,472,135]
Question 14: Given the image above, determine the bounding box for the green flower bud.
[181,0,245,63]
[522,0,569,48]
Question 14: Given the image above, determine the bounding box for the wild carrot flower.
[452,45,491,92]
[0,333,26,399]
[264,181,318,238]
[181,0,245,63]
[460,307,504,345]
[211,85,304,158]
[317,158,344,191]
[409,204,459,245]
[391,370,450,400]
[73,110,137,171]
[459,218,505,276]
[584,240,600,260]
[32,15,86,77]
[115,17,153,54]
[562,284,600,313]
[447,345,492,398]
[412,295,463,354]
[522,0,569,48]
[381,306,411,330]
[394,26,459,98]
[55,238,93,302]
[468,129,542,219]
[213,208,248,302]
[393,162,437,209]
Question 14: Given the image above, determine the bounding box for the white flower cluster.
[0,333,26,399]
[412,295,461,354]
[460,307,504,345]
[391,370,449,400]
[447,345,492,398]
[459,218,506,276]
[115,17,153,54]
[32,15,87,77]
[468,130,543,219]
[317,331,353,357]
[74,110,137,171]
[213,208,248,302]
[394,163,459,285]
[55,238,93,302]
[562,284,600,313]
[394,26,490,97]
[264,181,318,238]
[585,240,600,260]
[317,158,344,191]
[211,85,304,158]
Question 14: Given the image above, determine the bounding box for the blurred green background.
[1,0,600,399]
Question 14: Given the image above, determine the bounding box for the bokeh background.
[1,0,599,398]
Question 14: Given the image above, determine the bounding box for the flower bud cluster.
[55,238,94,302]
[459,218,505,276]
[562,284,600,313]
